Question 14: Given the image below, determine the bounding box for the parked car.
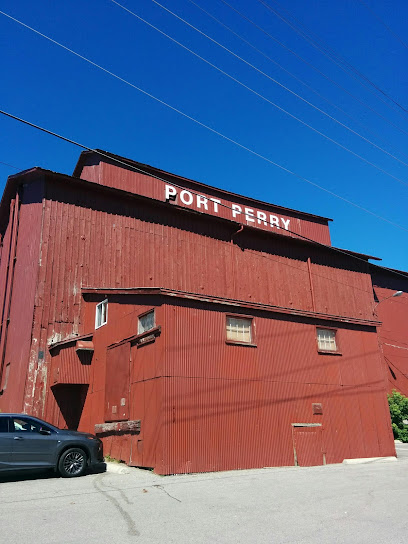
[0,413,103,477]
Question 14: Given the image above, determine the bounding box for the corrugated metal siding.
[105,342,130,422]
[0,165,393,472]
[293,427,323,466]
[35,179,371,318]
[144,301,394,474]
[372,283,408,395]
[158,377,393,474]
[0,181,43,413]
[309,248,374,321]
[79,161,332,245]
[42,295,394,473]
[24,175,379,421]
[50,344,91,386]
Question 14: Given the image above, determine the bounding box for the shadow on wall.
[51,384,88,430]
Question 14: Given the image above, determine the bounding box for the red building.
[370,264,408,396]
[0,150,396,474]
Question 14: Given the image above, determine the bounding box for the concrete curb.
[342,456,397,465]
[105,462,131,474]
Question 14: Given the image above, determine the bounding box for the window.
[317,328,337,352]
[95,299,108,329]
[0,416,9,433]
[226,316,253,344]
[138,310,155,334]
[10,417,53,434]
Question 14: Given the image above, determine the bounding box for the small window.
[226,316,252,344]
[317,328,337,352]
[138,310,155,334]
[95,299,108,329]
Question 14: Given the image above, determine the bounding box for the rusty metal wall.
[105,342,130,422]
[0,180,44,413]
[49,343,91,386]
[78,158,332,245]
[153,302,394,474]
[371,268,408,395]
[0,162,396,473]
[44,294,395,473]
[20,171,379,423]
[157,380,394,474]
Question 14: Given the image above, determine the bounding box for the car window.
[12,417,51,433]
[0,417,8,433]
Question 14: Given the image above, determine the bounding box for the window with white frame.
[138,310,155,334]
[95,299,108,329]
[317,328,337,352]
[226,316,253,344]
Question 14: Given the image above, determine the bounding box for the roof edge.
[81,286,379,327]
[73,149,333,223]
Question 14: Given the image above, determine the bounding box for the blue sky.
[0,0,407,271]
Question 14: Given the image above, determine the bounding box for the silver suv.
[0,414,103,477]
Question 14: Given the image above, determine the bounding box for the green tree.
[388,390,408,442]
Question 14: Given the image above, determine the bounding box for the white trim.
[138,309,155,334]
[383,343,408,351]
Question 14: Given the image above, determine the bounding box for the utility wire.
[357,0,408,51]
[0,13,407,230]
[2,106,408,259]
[0,161,20,170]
[259,0,408,114]
[3,8,408,193]
[0,114,380,298]
[138,0,408,171]
[2,107,408,291]
[111,1,408,188]
[185,0,408,164]
[218,0,408,140]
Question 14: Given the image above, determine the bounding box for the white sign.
[165,184,290,231]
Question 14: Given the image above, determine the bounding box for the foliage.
[104,454,121,464]
[388,390,408,442]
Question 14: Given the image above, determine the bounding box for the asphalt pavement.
[1,445,408,544]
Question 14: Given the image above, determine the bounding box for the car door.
[0,416,13,470]
[10,416,60,469]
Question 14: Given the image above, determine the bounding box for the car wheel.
[58,448,88,478]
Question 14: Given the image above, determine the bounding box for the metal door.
[292,424,324,466]
[105,342,131,422]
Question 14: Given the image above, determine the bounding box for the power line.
[2,107,408,288]
[0,161,20,170]
[185,0,408,164]
[357,0,408,50]
[0,13,407,230]
[217,0,408,140]
[111,1,408,188]
[258,0,408,114]
[1,106,408,245]
[136,0,408,171]
[0,111,378,298]
[3,9,408,194]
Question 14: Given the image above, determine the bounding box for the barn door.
[292,425,324,466]
[105,342,131,422]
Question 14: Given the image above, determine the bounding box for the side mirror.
[39,428,51,436]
